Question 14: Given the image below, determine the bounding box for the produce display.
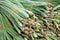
[0,0,60,40]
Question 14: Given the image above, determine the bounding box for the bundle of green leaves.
[0,0,60,40]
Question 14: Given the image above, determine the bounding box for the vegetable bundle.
[0,0,60,40]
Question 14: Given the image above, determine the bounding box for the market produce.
[0,0,60,40]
